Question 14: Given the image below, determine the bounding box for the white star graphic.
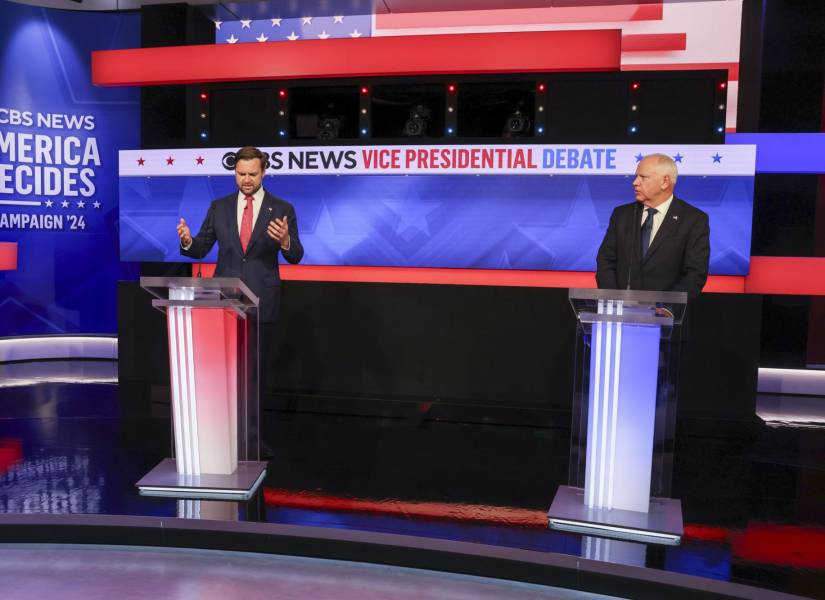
[349,29,363,38]
[77,200,86,208]
[227,34,239,44]
[301,16,312,25]
[286,31,299,41]
[61,200,69,208]
[302,204,365,261]
[333,15,344,24]
[317,30,330,39]
[516,187,606,271]
[240,19,252,29]
[45,200,54,208]
[256,33,269,42]
[384,201,441,240]
[93,201,101,209]
[270,18,281,27]
[214,20,222,30]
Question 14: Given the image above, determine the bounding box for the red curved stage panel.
[0,242,17,271]
[191,257,825,296]
[91,30,621,86]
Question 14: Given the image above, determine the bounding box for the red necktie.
[240,195,253,253]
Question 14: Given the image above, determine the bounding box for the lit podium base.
[136,459,267,501]
[548,486,683,546]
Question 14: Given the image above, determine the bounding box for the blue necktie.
[640,207,658,257]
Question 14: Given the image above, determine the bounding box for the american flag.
[214,1,742,131]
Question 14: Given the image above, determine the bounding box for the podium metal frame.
[135,277,267,500]
[548,288,687,545]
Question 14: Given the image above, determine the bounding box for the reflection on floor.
[0,362,824,598]
[0,545,619,600]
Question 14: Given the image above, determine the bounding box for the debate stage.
[0,359,822,599]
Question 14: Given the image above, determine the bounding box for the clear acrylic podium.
[548,288,687,545]
[135,277,267,500]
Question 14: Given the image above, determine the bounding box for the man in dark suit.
[596,153,709,299]
[176,145,304,322]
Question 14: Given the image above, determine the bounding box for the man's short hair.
[235,146,266,166]
[647,153,678,185]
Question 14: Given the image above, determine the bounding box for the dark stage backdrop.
[119,281,760,425]
[0,3,140,336]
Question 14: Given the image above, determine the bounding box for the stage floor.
[0,361,823,598]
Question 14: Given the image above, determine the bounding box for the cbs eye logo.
[221,152,272,171]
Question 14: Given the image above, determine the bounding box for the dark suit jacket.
[181,190,304,322]
[596,197,709,299]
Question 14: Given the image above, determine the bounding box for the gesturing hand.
[177,218,192,246]
[267,216,290,250]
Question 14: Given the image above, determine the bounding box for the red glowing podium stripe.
[91,30,621,87]
[0,242,17,271]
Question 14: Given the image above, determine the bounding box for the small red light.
[719,82,727,90]
[537,83,546,92]
[447,84,456,93]
[361,86,369,95]
[199,92,208,101]
[278,89,287,98]
[631,82,640,91]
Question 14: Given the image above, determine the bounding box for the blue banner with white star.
[215,14,372,44]
[119,144,755,275]
[0,2,140,336]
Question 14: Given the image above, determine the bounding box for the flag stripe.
[622,33,686,52]
[375,4,662,30]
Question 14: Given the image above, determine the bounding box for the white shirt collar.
[649,195,673,216]
[237,186,265,204]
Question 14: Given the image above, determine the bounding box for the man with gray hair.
[596,153,710,298]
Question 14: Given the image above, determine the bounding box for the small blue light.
[537,126,544,134]
[199,132,208,139]
[279,130,286,137]
[361,128,368,135]
[629,126,638,134]
[717,126,724,133]
[447,127,454,134]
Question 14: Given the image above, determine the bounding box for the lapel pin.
[673,215,678,220]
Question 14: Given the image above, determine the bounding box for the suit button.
[242,258,246,262]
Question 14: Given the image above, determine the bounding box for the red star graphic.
[137,157,145,166]
[195,156,205,165]
[166,156,175,165]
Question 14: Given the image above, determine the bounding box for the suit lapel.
[245,193,274,254]
[643,198,682,263]
[226,194,244,255]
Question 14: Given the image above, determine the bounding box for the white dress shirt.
[237,187,266,235]
[641,195,673,247]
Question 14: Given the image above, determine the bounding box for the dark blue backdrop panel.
[0,4,140,336]
[120,174,753,275]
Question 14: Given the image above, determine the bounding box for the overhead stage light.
[403,105,431,137]
[505,109,531,135]
[317,117,342,140]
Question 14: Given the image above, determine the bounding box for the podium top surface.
[140,277,259,307]
[569,288,687,326]
[569,288,687,304]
